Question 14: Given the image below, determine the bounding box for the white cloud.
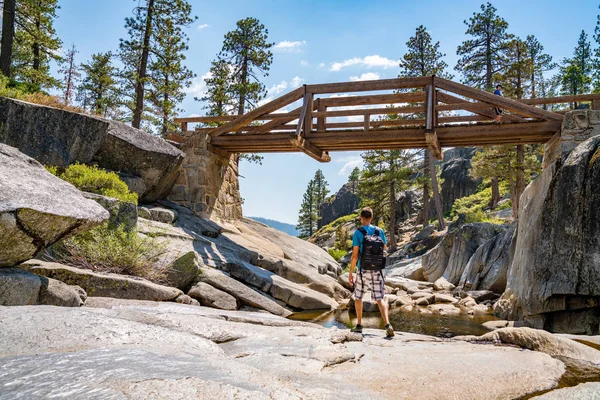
[185,71,212,97]
[319,63,325,68]
[266,77,304,98]
[291,76,304,88]
[338,156,363,176]
[349,72,381,82]
[300,60,309,66]
[197,23,210,30]
[187,113,201,118]
[273,40,307,52]
[330,55,399,72]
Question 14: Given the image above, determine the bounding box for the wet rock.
[0,144,108,267]
[22,260,182,301]
[83,192,137,231]
[188,282,237,310]
[429,303,461,315]
[458,297,477,308]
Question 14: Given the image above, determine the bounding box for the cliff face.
[318,183,360,229]
[440,158,481,212]
[495,135,600,334]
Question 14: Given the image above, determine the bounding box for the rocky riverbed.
[1,299,599,400]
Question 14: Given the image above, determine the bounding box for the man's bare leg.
[376,299,390,325]
[355,299,363,326]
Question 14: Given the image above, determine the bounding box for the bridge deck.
[174,76,600,162]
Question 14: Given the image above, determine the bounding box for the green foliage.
[78,52,120,117]
[525,35,556,98]
[328,249,348,262]
[0,75,84,113]
[53,223,167,280]
[55,163,138,204]
[560,30,593,99]
[495,38,532,99]
[201,58,233,118]
[333,224,350,251]
[348,167,360,195]
[451,181,509,218]
[316,213,359,235]
[400,25,453,79]
[456,2,513,90]
[12,0,62,89]
[297,170,329,238]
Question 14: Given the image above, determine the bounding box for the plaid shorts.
[353,270,385,301]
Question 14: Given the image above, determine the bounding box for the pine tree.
[456,2,513,90]
[119,0,196,129]
[399,25,451,229]
[297,179,317,239]
[359,151,415,251]
[560,31,593,106]
[146,18,195,136]
[12,0,62,89]
[57,44,80,105]
[496,38,532,99]
[525,35,556,99]
[78,52,120,117]
[200,59,233,118]
[348,167,360,194]
[217,17,273,116]
[0,0,16,77]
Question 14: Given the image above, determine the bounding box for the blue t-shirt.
[352,225,387,269]
[494,89,502,96]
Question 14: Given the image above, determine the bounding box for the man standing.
[493,84,504,122]
[348,207,394,337]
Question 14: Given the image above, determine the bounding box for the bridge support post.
[168,131,243,221]
[543,109,600,168]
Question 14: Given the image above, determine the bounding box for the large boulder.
[0,97,184,202]
[458,223,517,293]
[22,260,183,301]
[318,183,359,228]
[386,257,425,281]
[0,267,84,306]
[188,282,237,310]
[83,192,137,231]
[165,251,200,291]
[0,144,108,267]
[396,190,421,222]
[422,223,506,284]
[496,135,600,334]
[440,157,481,212]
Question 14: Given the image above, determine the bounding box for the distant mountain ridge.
[248,217,299,237]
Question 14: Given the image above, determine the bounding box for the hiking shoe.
[351,324,363,334]
[385,324,395,338]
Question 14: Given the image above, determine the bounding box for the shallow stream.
[290,307,498,337]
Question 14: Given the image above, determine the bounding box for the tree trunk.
[32,18,41,71]
[512,145,525,219]
[132,0,155,129]
[490,177,500,210]
[389,180,397,253]
[428,151,445,230]
[237,57,248,116]
[419,149,431,225]
[0,0,16,77]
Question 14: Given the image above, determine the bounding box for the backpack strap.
[373,227,380,237]
[357,227,367,236]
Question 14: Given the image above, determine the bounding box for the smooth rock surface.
[0,301,568,400]
[165,251,200,291]
[188,282,238,310]
[0,144,108,266]
[0,267,41,305]
[530,383,600,400]
[37,276,84,307]
[386,257,424,281]
[22,260,182,301]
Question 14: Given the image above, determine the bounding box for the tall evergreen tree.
[0,0,16,77]
[119,0,196,129]
[456,2,513,90]
[525,35,555,99]
[217,17,273,116]
[359,151,415,251]
[57,44,80,105]
[313,169,329,224]
[297,179,317,239]
[496,38,532,99]
[200,59,233,117]
[399,25,451,230]
[348,167,360,195]
[12,0,62,89]
[146,18,195,136]
[559,30,593,106]
[78,52,120,117]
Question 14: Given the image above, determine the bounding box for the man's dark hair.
[496,84,502,89]
[360,207,373,219]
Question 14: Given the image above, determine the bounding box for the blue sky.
[53,0,599,224]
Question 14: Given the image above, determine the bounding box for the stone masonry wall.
[168,131,243,221]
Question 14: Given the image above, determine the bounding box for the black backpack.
[358,227,386,270]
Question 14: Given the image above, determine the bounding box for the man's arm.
[348,246,360,286]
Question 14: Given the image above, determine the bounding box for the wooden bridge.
[173,76,600,162]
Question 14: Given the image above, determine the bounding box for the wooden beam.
[316,99,326,132]
[364,113,370,132]
[435,77,564,121]
[304,92,314,135]
[209,87,304,136]
[425,85,434,130]
[425,130,443,160]
[290,136,331,162]
[319,91,426,107]
[522,93,600,105]
[313,105,425,118]
[296,92,310,136]
[437,91,525,122]
[305,76,431,94]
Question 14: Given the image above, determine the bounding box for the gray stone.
[434,277,455,291]
[83,192,137,231]
[434,294,459,304]
[466,290,498,302]
[0,267,41,305]
[412,224,435,242]
[0,97,184,202]
[174,294,199,306]
[22,260,183,301]
[440,157,481,212]
[166,251,200,291]
[0,144,109,267]
[38,277,84,307]
[530,382,600,400]
[188,282,237,310]
[498,135,600,334]
[137,206,151,220]
[149,207,177,224]
[118,172,147,198]
[386,257,425,281]
[196,267,290,316]
[318,182,360,228]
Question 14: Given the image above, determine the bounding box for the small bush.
[0,75,84,113]
[316,213,359,235]
[51,223,168,281]
[451,180,509,218]
[328,248,348,261]
[58,163,138,204]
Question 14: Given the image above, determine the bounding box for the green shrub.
[57,163,138,204]
[51,223,167,281]
[451,180,509,218]
[316,213,358,235]
[328,248,347,261]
